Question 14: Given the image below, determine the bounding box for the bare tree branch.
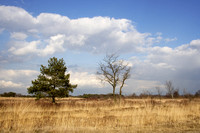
[165,80,175,99]
[97,53,131,99]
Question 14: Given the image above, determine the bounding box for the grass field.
[0,97,200,133]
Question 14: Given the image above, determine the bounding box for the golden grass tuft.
[0,97,200,132]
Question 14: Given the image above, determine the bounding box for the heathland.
[0,97,200,133]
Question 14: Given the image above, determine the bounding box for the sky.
[0,0,200,95]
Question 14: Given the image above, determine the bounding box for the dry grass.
[0,97,200,133]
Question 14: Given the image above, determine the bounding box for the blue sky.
[0,0,200,95]
[1,0,200,44]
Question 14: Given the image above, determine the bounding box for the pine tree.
[27,57,77,103]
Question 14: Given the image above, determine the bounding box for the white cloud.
[189,39,200,49]
[0,80,23,89]
[10,32,28,40]
[69,71,102,88]
[36,13,70,35]
[165,37,177,42]
[8,40,40,55]
[0,5,162,56]
[65,34,86,46]
[128,39,200,93]
[0,5,36,32]
[0,69,39,93]
[156,63,175,70]
[8,34,66,56]
[41,34,66,56]
[0,69,39,82]
[146,39,200,71]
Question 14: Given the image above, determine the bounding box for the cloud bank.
[0,5,200,95]
[0,5,163,56]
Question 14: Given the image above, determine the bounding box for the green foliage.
[27,57,77,103]
[0,92,16,97]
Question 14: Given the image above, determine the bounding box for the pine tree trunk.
[52,96,55,103]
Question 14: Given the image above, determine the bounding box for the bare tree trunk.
[119,67,130,100]
[165,81,174,99]
[119,82,124,97]
[119,86,122,104]
[113,86,116,101]
[119,86,123,101]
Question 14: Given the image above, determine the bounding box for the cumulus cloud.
[129,39,200,93]
[41,34,66,56]
[0,69,39,92]
[8,40,40,55]
[1,5,200,95]
[69,71,102,88]
[10,32,28,40]
[0,69,39,83]
[0,5,36,32]
[147,39,200,69]
[0,5,163,56]
[189,39,200,50]
[8,34,66,56]
[0,80,23,89]
[0,69,38,93]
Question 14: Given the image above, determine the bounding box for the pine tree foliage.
[27,57,77,103]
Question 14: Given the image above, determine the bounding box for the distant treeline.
[79,91,200,99]
[0,92,34,97]
[1,90,200,99]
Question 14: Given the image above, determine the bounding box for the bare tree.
[165,80,175,99]
[183,88,189,97]
[140,90,152,98]
[97,53,131,99]
[183,88,187,96]
[155,86,162,97]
